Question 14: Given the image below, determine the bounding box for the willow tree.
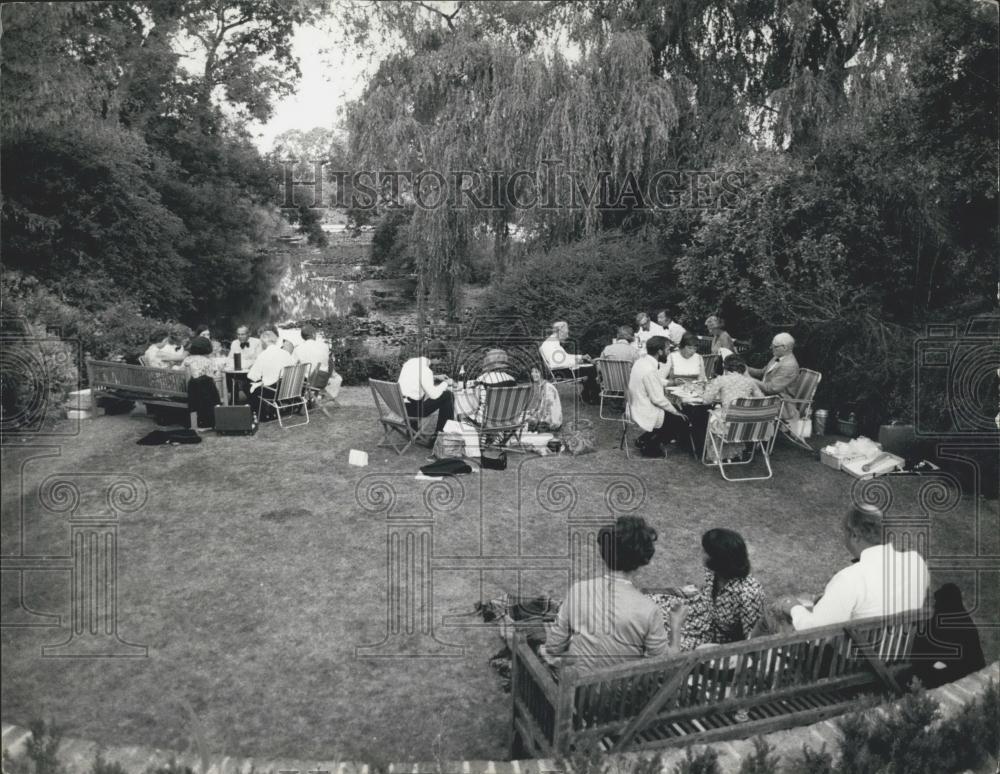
[345,21,679,318]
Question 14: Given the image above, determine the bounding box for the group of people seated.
[395,342,563,445]
[534,502,985,685]
[141,323,343,429]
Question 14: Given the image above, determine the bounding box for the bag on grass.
[562,419,596,456]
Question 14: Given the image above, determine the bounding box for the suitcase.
[214,405,258,436]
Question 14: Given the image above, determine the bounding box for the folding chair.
[620,392,640,460]
[478,383,534,452]
[138,356,149,367]
[779,369,822,450]
[538,347,589,390]
[369,379,436,454]
[595,358,632,421]
[702,353,720,378]
[701,396,781,481]
[257,363,309,428]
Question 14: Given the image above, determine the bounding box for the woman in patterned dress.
[650,528,765,651]
[181,336,222,429]
[702,355,765,462]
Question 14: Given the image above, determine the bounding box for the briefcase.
[214,405,258,436]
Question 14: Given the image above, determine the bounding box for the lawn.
[1,387,996,764]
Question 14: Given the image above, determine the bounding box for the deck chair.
[595,358,632,421]
[369,379,435,454]
[478,383,534,452]
[701,396,781,481]
[702,353,720,378]
[138,356,149,367]
[257,363,309,428]
[538,347,589,390]
[779,368,822,450]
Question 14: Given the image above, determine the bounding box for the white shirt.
[665,351,705,380]
[539,335,585,369]
[144,343,185,370]
[229,337,263,369]
[627,354,675,432]
[634,322,666,351]
[791,544,929,630]
[247,344,296,393]
[294,339,330,374]
[398,357,448,401]
[665,321,687,345]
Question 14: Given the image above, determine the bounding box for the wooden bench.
[511,610,929,758]
[86,359,189,411]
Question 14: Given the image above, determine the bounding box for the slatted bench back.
[87,360,188,399]
[512,610,928,757]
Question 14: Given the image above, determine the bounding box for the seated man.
[601,325,641,362]
[747,332,800,419]
[656,309,687,346]
[472,348,516,426]
[633,312,666,353]
[247,330,296,420]
[775,504,930,630]
[539,515,682,673]
[539,321,599,403]
[397,340,455,439]
[294,324,339,416]
[627,335,690,457]
[143,330,186,369]
[227,325,263,404]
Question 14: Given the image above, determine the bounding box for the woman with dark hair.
[662,332,706,384]
[651,529,764,651]
[182,336,222,430]
[540,515,683,672]
[702,356,765,462]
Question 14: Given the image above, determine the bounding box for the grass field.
[2,387,996,764]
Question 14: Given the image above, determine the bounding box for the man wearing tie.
[748,332,801,418]
[227,325,263,404]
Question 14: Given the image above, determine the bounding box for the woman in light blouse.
[705,315,735,355]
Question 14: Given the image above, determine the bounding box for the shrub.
[781,744,833,774]
[89,754,127,774]
[482,232,676,356]
[671,745,721,774]
[348,301,368,318]
[739,738,780,774]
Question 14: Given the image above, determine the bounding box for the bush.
[482,232,676,356]
[672,745,721,774]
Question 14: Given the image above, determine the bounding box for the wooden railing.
[511,610,929,757]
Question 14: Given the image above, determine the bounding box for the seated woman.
[182,336,222,430]
[662,332,706,384]
[525,365,562,431]
[651,528,765,651]
[540,515,683,673]
[701,355,765,462]
[705,315,735,356]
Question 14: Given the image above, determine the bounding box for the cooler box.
[214,405,258,436]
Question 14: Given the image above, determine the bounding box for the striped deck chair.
[369,379,435,455]
[479,383,534,452]
[702,396,781,481]
[138,356,149,367]
[258,363,310,428]
[702,353,721,378]
[595,358,632,421]
[779,368,822,450]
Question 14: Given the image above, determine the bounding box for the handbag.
[561,418,596,456]
[481,448,507,470]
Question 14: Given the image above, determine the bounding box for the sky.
[246,20,375,152]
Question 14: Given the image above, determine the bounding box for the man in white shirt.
[656,309,687,346]
[247,331,296,420]
[539,321,599,403]
[776,504,930,630]
[143,330,186,369]
[633,312,666,352]
[294,324,341,416]
[398,341,455,437]
[627,336,690,457]
[228,325,262,369]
